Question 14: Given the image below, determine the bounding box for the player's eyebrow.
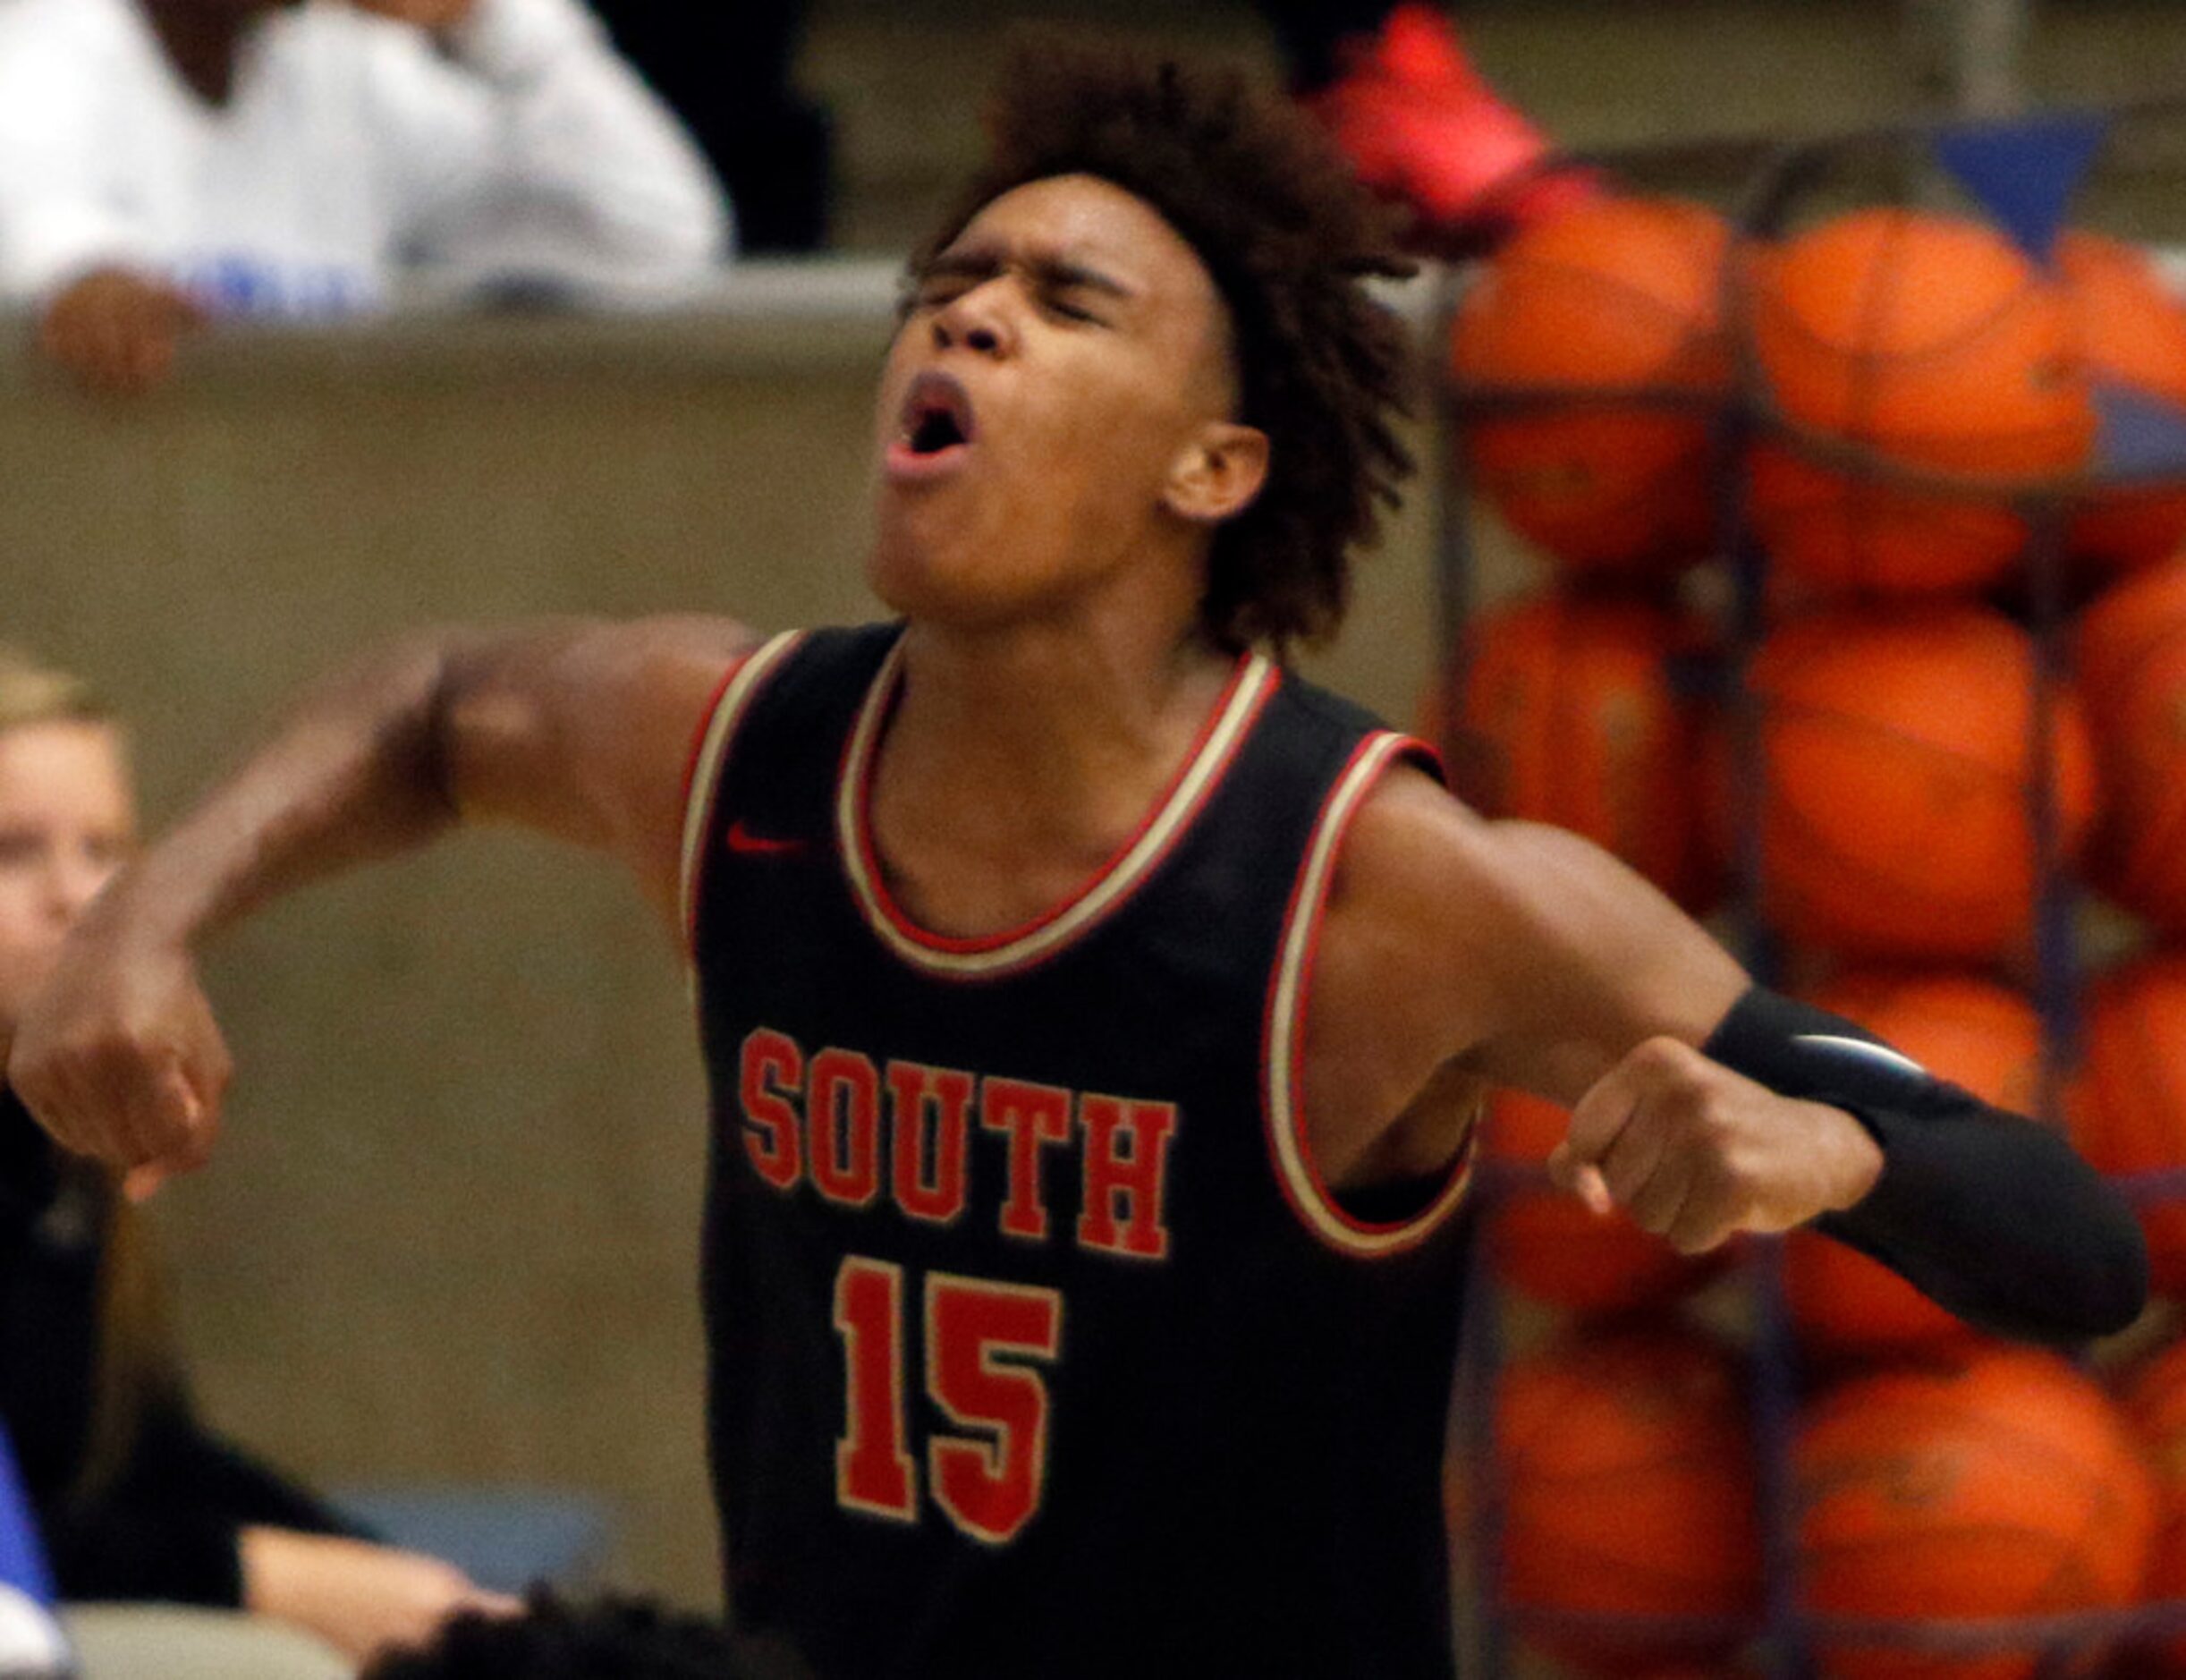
[1036,258,1135,299]
[918,246,1138,301]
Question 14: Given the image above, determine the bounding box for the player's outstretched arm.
[4,615,757,1191]
[1325,770,2147,1345]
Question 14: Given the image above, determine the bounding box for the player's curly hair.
[913,35,1419,653]
[360,1590,798,1680]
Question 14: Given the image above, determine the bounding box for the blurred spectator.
[582,2,1573,262]
[0,648,518,1664]
[0,1420,67,1678]
[1276,1,1597,258]
[0,0,731,395]
[589,1,828,255]
[1262,0,1415,91]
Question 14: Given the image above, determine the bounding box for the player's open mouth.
[885,371,979,481]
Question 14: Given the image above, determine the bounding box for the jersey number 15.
[834,1255,1064,1545]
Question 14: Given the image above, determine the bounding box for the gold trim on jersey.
[1264,732,1476,1257]
[835,641,1279,980]
[679,629,807,955]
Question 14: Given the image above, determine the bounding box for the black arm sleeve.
[1702,986,2149,1346]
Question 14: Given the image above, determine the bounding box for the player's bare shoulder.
[1320,762,1551,978]
[1320,767,1746,1076]
[1305,765,1509,1095]
[437,613,766,934]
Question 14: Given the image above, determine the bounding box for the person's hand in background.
[241,1528,521,1663]
[344,0,479,36]
[37,270,204,398]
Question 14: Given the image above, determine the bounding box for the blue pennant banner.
[1933,115,2111,264]
[2090,378,2186,480]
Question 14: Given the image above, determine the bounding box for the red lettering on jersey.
[810,1048,882,1208]
[887,1061,971,1226]
[924,1273,1063,1545]
[1076,1094,1177,1260]
[980,1078,1072,1243]
[834,1257,918,1523]
[739,1028,804,1192]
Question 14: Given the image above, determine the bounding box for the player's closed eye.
[894,276,964,321]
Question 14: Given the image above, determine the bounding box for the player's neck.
[900,609,1231,793]
[872,610,1236,921]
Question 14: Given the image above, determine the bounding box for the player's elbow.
[336,625,479,822]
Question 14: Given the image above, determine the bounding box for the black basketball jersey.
[681,624,1477,1680]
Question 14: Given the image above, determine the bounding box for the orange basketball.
[1483,1088,1723,1312]
[1451,196,1733,577]
[1492,1323,1759,1675]
[2072,558,2186,933]
[2069,953,2186,1295]
[1784,972,2046,1353]
[1724,605,2098,960]
[1441,590,1716,907]
[2117,1336,2186,1672]
[2058,233,2186,577]
[1750,208,2094,595]
[1796,1347,2158,1680]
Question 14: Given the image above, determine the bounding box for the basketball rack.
[1433,93,2186,1680]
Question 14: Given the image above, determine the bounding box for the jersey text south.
[737,1027,1178,1260]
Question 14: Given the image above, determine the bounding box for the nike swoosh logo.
[726,820,809,858]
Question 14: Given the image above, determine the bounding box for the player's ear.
[1162,422,1269,525]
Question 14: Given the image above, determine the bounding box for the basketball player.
[7,39,2145,1680]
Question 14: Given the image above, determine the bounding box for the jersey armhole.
[1259,731,1478,1258]
[677,629,806,958]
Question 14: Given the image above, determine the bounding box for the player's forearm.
[4,619,687,1181]
[89,632,470,954]
[1817,1104,2148,1345]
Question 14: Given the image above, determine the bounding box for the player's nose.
[930,280,1016,360]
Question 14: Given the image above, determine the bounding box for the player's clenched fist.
[6,921,230,1201]
[1546,1035,1884,1254]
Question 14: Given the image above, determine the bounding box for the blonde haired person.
[0,650,514,1668]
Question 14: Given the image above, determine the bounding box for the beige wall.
[1,310,1448,1606]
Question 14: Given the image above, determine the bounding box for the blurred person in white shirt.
[0,0,732,395]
